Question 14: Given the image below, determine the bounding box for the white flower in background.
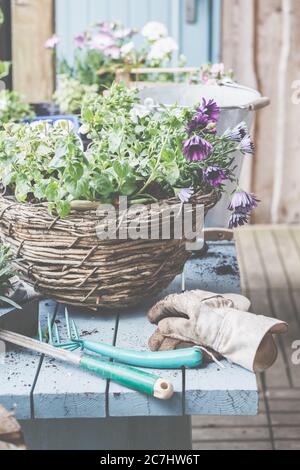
[142,21,168,42]
[120,41,135,57]
[148,37,178,61]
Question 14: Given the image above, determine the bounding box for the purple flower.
[178,188,194,203]
[224,122,248,142]
[90,33,115,51]
[183,136,213,161]
[239,135,255,155]
[229,210,249,229]
[228,191,259,212]
[74,34,86,48]
[187,114,209,133]
[203,166,226,187]
[197,98,220,123]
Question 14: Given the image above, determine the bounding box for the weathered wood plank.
[193,440,273,450]
[185,243,241,294]
[271,413,300,426]
[21,415,192,450]
[0,300,57,420]
[193,425,270,442]
[268,400,300,413]
[273,426,300,440]
[32,305,117,419]
[255,229,300,387]
[275,440,300,450]
[236,228,291,389]
[11,0,54,102]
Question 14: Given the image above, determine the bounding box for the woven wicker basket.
[0,190,219,310]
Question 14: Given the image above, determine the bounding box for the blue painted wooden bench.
[0,242,258,450]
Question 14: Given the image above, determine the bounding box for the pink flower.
[104,46,121,60]
[211,63,225,76]
[74,34,86,48]
[44,34,60,49]
[90,33,115,51]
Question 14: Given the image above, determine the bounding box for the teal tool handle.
[80,341,202,369]
[80,355,174,400]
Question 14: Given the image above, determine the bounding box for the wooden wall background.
[222,0,300,224]
[11,0,54,102]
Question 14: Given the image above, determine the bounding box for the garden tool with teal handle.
[47,308,203,369]
[0,328,174,400]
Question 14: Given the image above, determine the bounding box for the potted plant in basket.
[0,83,258,310]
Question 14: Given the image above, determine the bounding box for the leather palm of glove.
[148,290,288,372]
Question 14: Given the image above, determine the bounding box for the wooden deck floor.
[192,225,300,451]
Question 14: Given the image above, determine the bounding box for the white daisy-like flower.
[142,22,168,42]
[79,124,90,135]
[148,37,178,61]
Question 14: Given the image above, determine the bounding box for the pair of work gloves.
[148,290,288,372]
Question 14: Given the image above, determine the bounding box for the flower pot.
[0,299,39,347]
[138,83,270,227]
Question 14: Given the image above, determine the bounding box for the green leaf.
[109,131,123,153]
[120,177,138,196]
[94,173,114,196]
[164,162,180,185]
[56,200,71,218]
[15,176,31,202]
[0,61,10,80]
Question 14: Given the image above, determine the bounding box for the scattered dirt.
[214,264,237,276]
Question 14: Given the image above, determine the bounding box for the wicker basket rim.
[0,188,219,214]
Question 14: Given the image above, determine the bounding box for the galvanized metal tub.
[138,83,270,228]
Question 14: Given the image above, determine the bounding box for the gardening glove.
[148,290,288,372]
[149,290,251,359]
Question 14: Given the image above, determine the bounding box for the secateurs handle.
[80,354,174,400]
[75,340,203,369]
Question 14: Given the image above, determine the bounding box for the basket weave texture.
[0,191,219,310]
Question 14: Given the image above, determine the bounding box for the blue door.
[55,0,221,66]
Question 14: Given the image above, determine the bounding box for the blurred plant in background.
[190,63,235,85]
[53,75,98,115]
[46,21,182,114]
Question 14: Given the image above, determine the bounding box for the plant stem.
[136,130,171,196]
